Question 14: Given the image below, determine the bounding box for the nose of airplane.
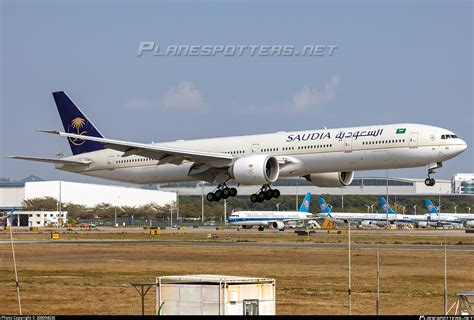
[460,139,468,151]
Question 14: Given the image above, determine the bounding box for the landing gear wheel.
[425,178,436,186]
[250,194,258,203]
[257,192,265,202]
[206,192,215,202]
[264,190,273,200]
[271,189,280,198]
[229,188,238,197]
[222,188,231,199]
[214,189,222,199]
[258,226,265,231]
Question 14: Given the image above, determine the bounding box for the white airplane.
[317,197,411,228]
[10,91,468,203]
[425,199,473,228]
[227,192,313,231]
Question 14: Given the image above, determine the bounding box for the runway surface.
[2,239,473,251]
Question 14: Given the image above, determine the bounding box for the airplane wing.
[38,130,234,166]
[8,156,92,166]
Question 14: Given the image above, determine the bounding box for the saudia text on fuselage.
[285,128,384,142]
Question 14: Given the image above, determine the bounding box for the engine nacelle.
[305,172,354,188]
[417,222,428,228]
[272,221,285,230]
[465,221,474,228]
[230,155,279,185]
[361,220,375,227]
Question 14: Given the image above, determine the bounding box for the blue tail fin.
[379,197,396,214]
[298,193,311,212]
[425,199,439,215]
[52,91,105,155]
[317,197,333,216]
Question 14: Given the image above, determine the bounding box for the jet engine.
[360,220,376,228]
[417,222,428,228]
[230,155,279,185]
[272,221,285,230]
[304,172,354,187]
[465,221,474,228]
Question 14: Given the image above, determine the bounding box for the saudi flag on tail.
[396,128,406,134]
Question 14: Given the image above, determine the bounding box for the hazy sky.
[1,0,472,185]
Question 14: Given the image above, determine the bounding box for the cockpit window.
[441,134,457,139]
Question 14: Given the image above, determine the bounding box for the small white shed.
[156,275,276,315]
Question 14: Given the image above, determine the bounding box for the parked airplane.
[10,91,467,202]
[317,197,409,228]
[425,199,473,228]
[227,192,313,231]
[380,197,463,228]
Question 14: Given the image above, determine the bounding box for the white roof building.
[1,180,176,208]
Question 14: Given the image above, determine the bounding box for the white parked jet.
[227,192,313,231]
[10,91,467,203]
[425,199,473,228]
[317,197,410,228]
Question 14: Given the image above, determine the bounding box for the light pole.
[468,207,471,214]
[341,187,344,209]
[402,206,406,214]
[201,181,205,225]
[348,221,352,315]
[295,186,298,210]
[413,205,418,215]
[454,205,457,214]
[370,204,375,214]
[365,205,370,214]
[170,206,173,228]
[224,198,227,226]
[176,190,180,223]
[385,169,389,228]
[56,151,64,227]
[276,203,280,211]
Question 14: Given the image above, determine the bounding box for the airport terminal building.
[156,174,473,196]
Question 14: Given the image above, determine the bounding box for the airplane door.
[409,133,419,148]
[251,144,259,154]
[344,137,352,153]
[107,156,115,170]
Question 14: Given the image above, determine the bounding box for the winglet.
[36,129,60,135]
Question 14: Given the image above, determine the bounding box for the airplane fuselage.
[55,123,466,184]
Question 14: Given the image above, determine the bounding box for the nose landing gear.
[250,185,280,203]
[424,167,438,187]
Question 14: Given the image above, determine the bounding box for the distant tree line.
[22,194,474,223]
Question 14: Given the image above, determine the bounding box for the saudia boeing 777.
[10,91,467,203]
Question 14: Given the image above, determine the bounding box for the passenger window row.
[117,158,153,164]
[298,144,332,150]
[223,151,245,154]
[362,139,405,145]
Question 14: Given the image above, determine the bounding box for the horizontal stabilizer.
[8,156,92,166]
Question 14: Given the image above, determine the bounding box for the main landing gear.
[250,185,280,203]
[206,184,238,202]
